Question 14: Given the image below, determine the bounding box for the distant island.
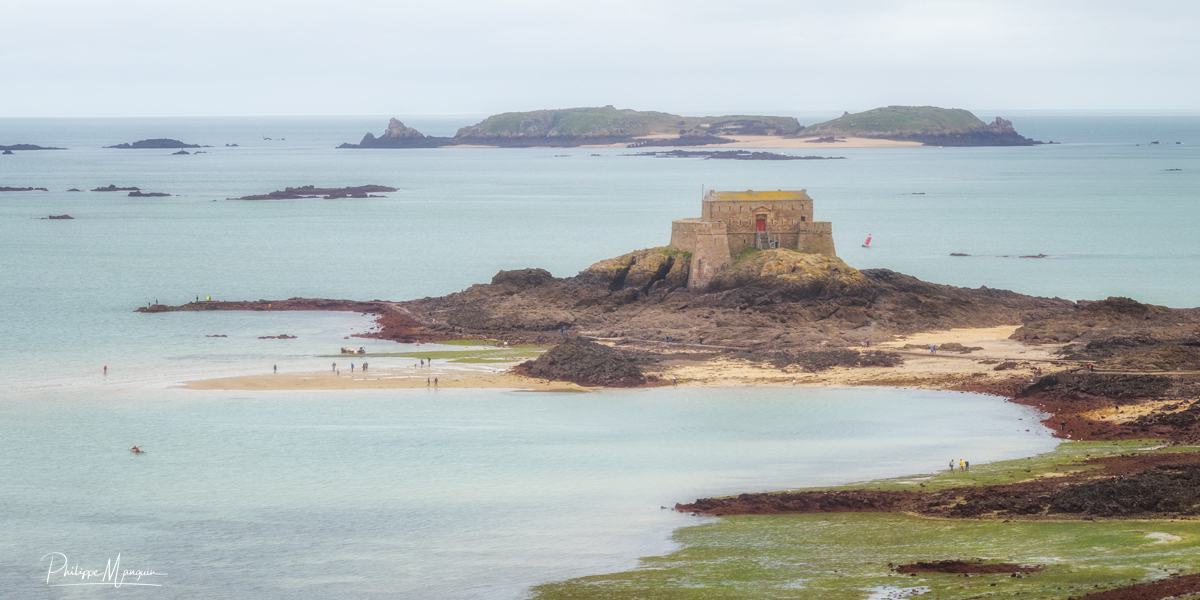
[339,106,802,149]
[798,106,1042,146]
[0,186,49,192]
[105,139,203,149]
[339,105,1039,149]
[91,184,140,192]
[230,185,398,200]
[0,144,65,151]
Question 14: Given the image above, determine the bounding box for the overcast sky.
[3,0,1198,117]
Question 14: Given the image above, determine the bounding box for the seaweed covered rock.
[706,249,871,299]
[1013,297,1181,344]
[491,268,556,290]
[517,338,648,387]
[577,247,690,293]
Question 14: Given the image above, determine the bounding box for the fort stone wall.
[669,218,704,253]
[686,221,731,291]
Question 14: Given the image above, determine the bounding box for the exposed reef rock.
[402,247,1074,361]
[92,185,140,192]
[338,118,439,149]
[0,186,49,192]
[45,215,74,220]
[138,298,453,344]
[799,106,1041,146]
[129,191,171,197]
[516,338,653,387]
[105,139,202,149]
[231,185,398,200]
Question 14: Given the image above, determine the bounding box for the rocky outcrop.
[338,119,442,148]
[91,185,139,192]
[0,186,49,192]
[706,250,871,300]
[401,247,1075,353]
[231,185,398,200]
[105,139,202,149]
[515,338,651,387]
[129,191,171,197]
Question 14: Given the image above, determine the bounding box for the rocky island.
[797,105,1042,146]
[0,186,50,192]
[339,105,1039,149]
[105,138,203,149]
[338,107,803,149]
[230,185,398,200]
[0,143,65,151]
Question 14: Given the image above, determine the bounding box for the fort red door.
[755,218,766,231]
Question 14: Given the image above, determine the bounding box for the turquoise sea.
[1,113,1197,598]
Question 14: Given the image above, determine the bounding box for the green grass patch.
[532,440,1200,599]
[437,339,501,346]
[321,346,544,363]
[531,512,1200,600]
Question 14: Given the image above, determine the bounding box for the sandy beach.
[442,135,924,150]
[692,135,923,149]
[180,326,1068,392]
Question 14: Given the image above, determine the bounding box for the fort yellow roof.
[706,190,812,202]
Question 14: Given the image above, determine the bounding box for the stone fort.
[669,189,836,290]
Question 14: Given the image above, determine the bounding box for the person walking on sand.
[434,377,438,388]
[420,359,424,367]
[363,362,368,372]
[273,364,277,374]
[332,362,336,372]
[930,344,936,354]
[350,363,354,373]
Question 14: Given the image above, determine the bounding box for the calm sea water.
[1,113,1196,597]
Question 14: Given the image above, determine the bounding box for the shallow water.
[0,386,1054,599]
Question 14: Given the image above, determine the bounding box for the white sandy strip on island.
[180,327,1068,392]
[179,366,586,392]
[441,136,924,149]
[653,326,1070,388]
[629,135,924,149]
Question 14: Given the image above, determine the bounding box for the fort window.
[801,216,806,222]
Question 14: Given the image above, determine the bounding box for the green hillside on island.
[339,106,803,148]
[801,105,1042,146]
[455,106,803,138]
